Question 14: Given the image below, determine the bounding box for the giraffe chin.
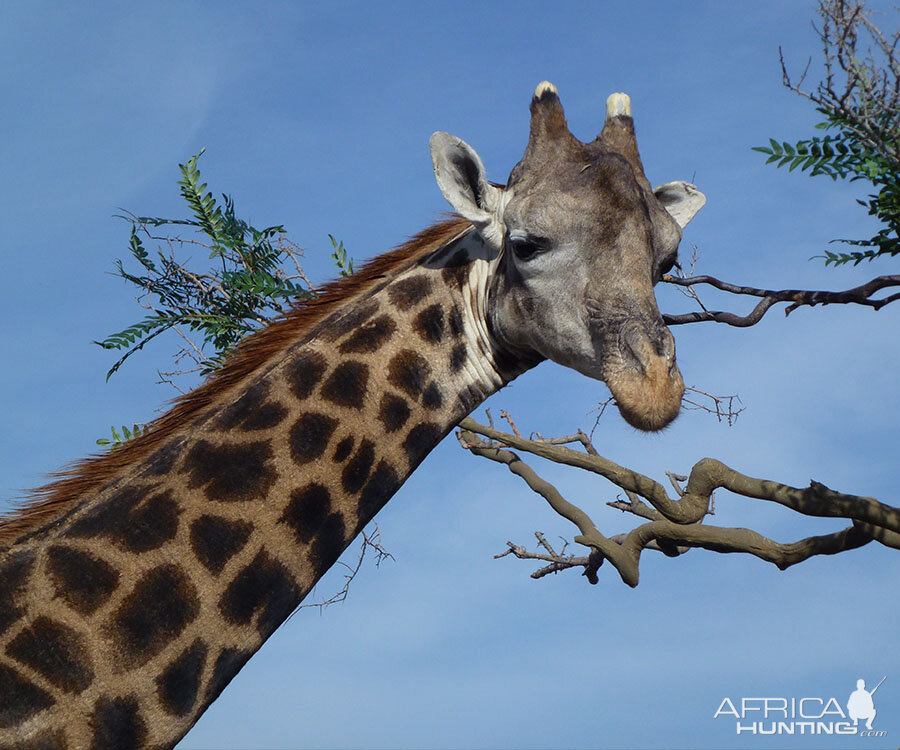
[606,358,685,432]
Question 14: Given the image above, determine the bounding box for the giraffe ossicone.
[606,91,631,118]
[0,82,704,748]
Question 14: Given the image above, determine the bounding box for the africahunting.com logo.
[713,676,887,737]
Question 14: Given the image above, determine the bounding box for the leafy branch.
[95,150,351,387]
[755,0,900,266]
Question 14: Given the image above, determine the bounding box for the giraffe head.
[430,82,704,431]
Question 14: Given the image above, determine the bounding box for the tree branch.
[662,273,900,327]
[457,417,899,588]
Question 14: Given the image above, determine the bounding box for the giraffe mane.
[0,215,472,547]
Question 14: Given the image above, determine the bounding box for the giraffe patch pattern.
[307,513,346,576]
[6,616,93,695]
[338,314,397,354]
[204,647,252,709]
[449,342,468,373]
[321,300,379,342]
[320,360,369,409]
[341,439,375,494]
[190,516,254,576]
[0,549,35,632]
[286,350,328,401]
[215,381,288,432]
[156,638,208,717]
[387,350,431,400]
[0,665,54,729]
[89,695,146,749]
[65,486,180,553]
[289,412,339,464]
[332,435,355,462]
[403,422,442,467]
[378,393,411,433]
[280,483,331,544]
[413,303,445,343]
[45,546,119,616]
[388,275,432,310]
[357,460,401,524]
[182,440,277,502]
[108,564,199,670]
[218,551,301,638]
[0,233,502,745]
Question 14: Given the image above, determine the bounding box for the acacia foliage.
[95,149,317,381]
[755,0,900,266]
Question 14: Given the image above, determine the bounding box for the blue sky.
[1,1,898,748]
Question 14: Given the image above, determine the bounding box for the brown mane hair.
[0,216,471,546]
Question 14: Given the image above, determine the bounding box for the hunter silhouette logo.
[713,676,889,737]
[847,676,884,731]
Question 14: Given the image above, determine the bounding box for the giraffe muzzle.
[606,321,684,431]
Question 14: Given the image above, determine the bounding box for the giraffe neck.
[0,228,528,748]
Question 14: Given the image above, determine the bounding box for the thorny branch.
[457,416,900,588]
[292,524,393,614]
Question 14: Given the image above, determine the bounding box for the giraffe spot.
[280,482,331,544]
[182,439,276,502]
[338,314,397,354]
[332,435,355,462]
[0,549,35,632]
[422,381,443,410]
[403,422,442,468]
[413,303,445,344]
[308,512,346,577]
[441,249,471,289]
[156,638,208,717]
[321,360,369,409]
[388,350,431,399]
[6,616,93,695]
[190,516,253,575]
[0,664,54,729]
[141,438,185,477]
[449,342,467,373]
[66,486,181,553]
[378,393,410,433]
[457,384,485,415]
[204,647,252,709]
[89,696,146,750]
[321,300,380,342]
[388,275,432,310]
[448,304,464,338]
[49,542,119,616]
[109,564,199,670]
[215,381,288,432]
[219,551,300,638]
[342,439,375,494]
[286,350,328,401]
[357,460,401,524]
[289,412,338,465]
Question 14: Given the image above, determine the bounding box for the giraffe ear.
[430,132,504,245]
[653,181,706,228]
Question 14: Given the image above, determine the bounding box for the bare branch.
[663,273,900,326]
[682,386,745,426]
[457,418,899,587]
[292,524,393,614]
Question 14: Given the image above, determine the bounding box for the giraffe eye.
[508,234,550,261]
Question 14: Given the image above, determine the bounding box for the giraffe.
[0,82,704,748]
